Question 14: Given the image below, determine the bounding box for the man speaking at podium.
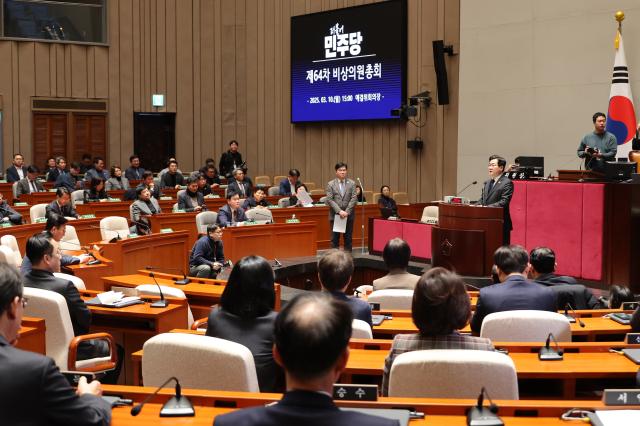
[480,155,514,245]
[577,112,617,172]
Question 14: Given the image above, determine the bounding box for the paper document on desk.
[591,410,640,426]
[333,215,347,233]
[86,291,143,308]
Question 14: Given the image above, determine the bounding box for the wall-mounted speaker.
[432,40,453,105]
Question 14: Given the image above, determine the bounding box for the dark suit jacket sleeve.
[177,192,190,211]
[64,281,92,335]
[631,307,640,332]
[486,179,514,208]
[217,207,231,227]
[2,202,22,224]
[470,293,487,334]
[278,179,289,195]
[40,357,112,425]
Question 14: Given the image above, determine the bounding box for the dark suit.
[47,167,64,182]
[55,172,82,192]
[631,307,640,332]
[5,165,27,183]
[124,166,145,180]
[325,178,358,251]
[178,190,207,212]
[278,178,297,196]
[330,291,372,327]
[213,390,398,426]
[46,199,78,219]
[217,204,247,227]
[15,177,45,197]
[0,201,22,225]
[160,172,185,189]
[534,273,601,310]
[206,307,284,393]
[480,175,514,244]
[219,150,243,178]
[0,336,111,426]
[470,275,557,334]
[227,179,253,198]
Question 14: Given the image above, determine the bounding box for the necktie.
[339,181,345,196]
[31,181,37,193]
[240,183,245,197]
[488,179,495,194]
[232,210,236,223]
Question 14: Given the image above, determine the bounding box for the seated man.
[131,187,161,235]
[0,262,111,425]
[278,168,301,196]
[227,168,253,199]
[136,171,161,200]
[178,176,207,212]
[470,245,556,334]
[373,238,420,291]
[21,214,91,274]
[242,187,270,209]
[217,192,247,227]
[189,224,224,278]
[46,156,67,183]
[124,154,145,180]
[159,159,185,189]
[213,292,397,426]
[5,153,27,183]
[318,249,372,327]
[55,161,83,192]
[0,193,22,225]
[46,187,79,219]
[529,246,600,310]
[196,173,212,196]
[83,157,110,182]
[15,165,44,197]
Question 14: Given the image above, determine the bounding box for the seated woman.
[242,187,270,210]
[105,165,130,191]
[356,184,366,203]
[178,176,207,212]
[206,255,285,393]
[381,267,494,396]
[607,284,635,308]
[378,185,398,218]
[130,186,162,235]
[83,177,108,202]
[290,183,313,207]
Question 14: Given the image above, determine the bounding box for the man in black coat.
[213,292,398,426]
[480,155,514,245]
[0,262,111,426]
[470,245,556,334]
[5,153,27,183]
[46,187,80,219]
[219,140,244,178]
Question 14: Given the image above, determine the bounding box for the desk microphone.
[456,180,477,197]
[539,332,564,360]
[130,376,194,417]
[564,303,585,328]
[145,270,168,308]
[467,387,502,426]
[273,258,283,268]
[145,266,190,285]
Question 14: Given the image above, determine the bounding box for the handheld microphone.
[564,303,585,328]
[467,387,502,426]
[130,376,194,417]
[273,258,283,268]
[456,180,478,197]
[145,270,168,308]
[539,332,564,360]
[146,266,190,285]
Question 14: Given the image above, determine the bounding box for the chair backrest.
[389,349,519,399]
[304,182,316,190]
[53,272,86,290]
[278,197,290,208]
[368,289,414,310]
[136,284,193,327]
[363,190,373,202]
[99,216,130,240]
[142,333,259,392]
[195,211,218,234]
[59,224,81,251]
[245,208,273,223]
[23,287,75,369]
[273,175,287,185]
[351,319,373,338]
[0,235,22,267]
[30,203,48,222]
[480,310,571,342]
[372,192,381,204]
[0,245,16,264]
[70,190,84,207]
[254,175,271,186]
[420,206,439,224]
[11,181,19,199]
[392,192,409,205]
[309,189,325,196]
[267,186,280,196]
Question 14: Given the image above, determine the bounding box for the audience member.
[373,238,419,291]
[160,159,185,189]
[219,140,243,178]
[203,164,221,188]
[15,165,44,197]
[105,165,129,190]
[608,285,635,309]
[79,154,93,174]
[227,168,253,198]
[325,162,358,252]
[189,224,224,278]
[55,161,83,192]
[318,249,372,327]
[243,187,270,209]
[470,245,556,334]
[137,171,161,199]
[278,169,301,196]
[83,177,108,202]
[5,153,27,183]
[21,213,90,273]
[381,268,494,396]
[217,192,247,227]
[206,255,284,393]
[377,185,398,218]
[46,156,66,182]
[528,247,600,309]
[158,157,183,182]
[0,193,22,225]
[131,187,161,235]
[44,156,56,179]
[83,157,110,182]
[291,183,312,207]
[214,292,396,426]
[194,173,212,196]
[355,184,366,203]
[0,262,111,425]
[124,155,145,180]
[178,176,207,212]
[46,188,79,220]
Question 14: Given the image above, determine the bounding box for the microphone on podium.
[456,180,477,197]
[144,267,168,308]
[130,376,194,417]
[145,266,191,285]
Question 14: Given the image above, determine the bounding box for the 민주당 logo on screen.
[324,23,363,58]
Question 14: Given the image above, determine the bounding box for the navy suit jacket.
[46,199,78,218]
[470,275,556,334]
[330,291,372,327]
[5,165,27,183]
[278,178,296,196]
[0,336,111,426]
[227,179,253,198]
[217,204,248,227]
[213,390,398,426]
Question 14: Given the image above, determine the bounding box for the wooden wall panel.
[0,0,459,202]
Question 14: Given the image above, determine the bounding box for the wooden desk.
[0,218,103,253]
[16,316,46,354]
[19,191,56,206]
[149,212,199,248]
[0,182,13,202]
[222,222,317,263]
[75,201,132,219]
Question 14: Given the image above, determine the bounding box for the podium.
[431,203,503,276]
